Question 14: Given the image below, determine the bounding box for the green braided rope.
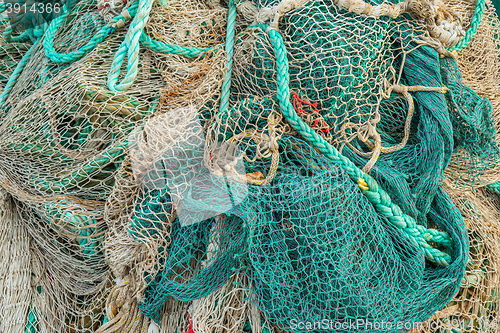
[486,181,500,195]
[218,0,236,114]
[43,2,139,64]
[259,23,453,266]
[0,39,38,107]
[448,0,485,51]
[139,32,213,57]
[107,0,214,91]
[107,0,156,91]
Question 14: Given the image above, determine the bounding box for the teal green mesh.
[440,56,499,184]
[139,135,468,331]
[139,214,246,322]
[240,136,467,332]
[231,0,498,223]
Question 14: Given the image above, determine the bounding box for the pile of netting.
[1,0,500,331]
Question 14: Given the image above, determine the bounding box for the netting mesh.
[0,0,162,331]
[415,180,500,332]
[444,0,500,187]
[1,0,499,330]
[230,0,474,228]
[0,190,31,332]
[237,136,465,331]
[413,0,500,331]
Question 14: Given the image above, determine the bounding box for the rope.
[106,0,216,91]
[0,39,38,107]
[3,18,31,43]
[1,0,214,100]
[341,78,448,173]
[447,0,485,51]
[218,0,237,113]
[0,10,48,107]
[259,23,454,266]
[486,181,500,195]
[96,275,145,333]
[208,1,277,186]
[32,140,129,192]
[43,2,139,64]
[220,114,281,186]
[139,32,212,57]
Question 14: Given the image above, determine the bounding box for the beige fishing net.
[0,29,158,332]
[0,190,31,333]
[415,1,500,331]
[99,0,235,331]
[0,7,159,333]
[444,0,500,186]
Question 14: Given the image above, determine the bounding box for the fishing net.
[410,1,500,330]
[238,136,466,332]
[92,0,471,330]
[415,180,500,332]
[443,0,500,187]
[98,0,233,331]
[0,0,496,329]
[230,0,476,228]
[0,1,164,332]
[139,126,466,331]
[413,1,500,331]
[0,190,32,333]
[102,0,229,288]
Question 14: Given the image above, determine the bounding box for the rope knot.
[112,8,133,29]
[240,0,309,30]
[389,83,409,94]
[99,0,129,22]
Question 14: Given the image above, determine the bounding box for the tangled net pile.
[0,0,500,331]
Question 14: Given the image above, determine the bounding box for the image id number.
[5,2,61,14]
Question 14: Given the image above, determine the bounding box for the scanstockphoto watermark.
[289,319,423,331]
[289,318,500,331]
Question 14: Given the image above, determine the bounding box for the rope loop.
[341,73,448,173]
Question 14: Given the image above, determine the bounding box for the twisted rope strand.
[0,39,39,107]
[447,0,485,51]
[218,0,237,113]
[43,2,139,64]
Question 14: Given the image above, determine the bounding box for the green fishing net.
[138,133,468,331]
[240,136,467,332]
[134,0,488,329]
